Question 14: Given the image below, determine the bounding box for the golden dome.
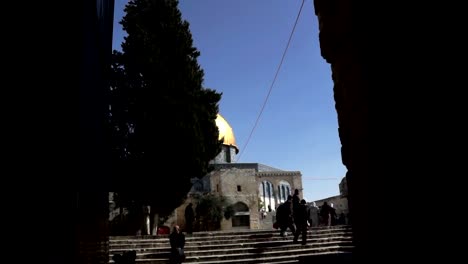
[215,114,239,153]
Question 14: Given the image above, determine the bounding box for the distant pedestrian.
[307,201,319,227]
[184,203,194,234]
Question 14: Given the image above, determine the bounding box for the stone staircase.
[109,225,353,263]
[258,211,275,230]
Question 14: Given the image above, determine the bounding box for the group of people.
[171,194,346,263]
[275,189,310,245]
[275,189,346,245]
[314,201,347,227]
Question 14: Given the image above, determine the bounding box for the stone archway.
[231,202,250,228]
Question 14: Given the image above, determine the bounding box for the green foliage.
[224,204,234,220]
[258,198,265,210]
[109,0,222,219]
[195,194,233,231]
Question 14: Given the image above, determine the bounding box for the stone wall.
[212,145,238,163]
[215,168,260,229]
[314,0,369,258]
[314,195,349,215]
[169,165,302,231]
[212,145,228,163]
[339,176,348,197]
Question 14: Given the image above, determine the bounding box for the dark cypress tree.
[109,0,222,233]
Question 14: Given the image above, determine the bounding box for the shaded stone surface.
[78,0,115,263]
[314,0,368,260]
[109,226,353,263]
[299,252,352,264]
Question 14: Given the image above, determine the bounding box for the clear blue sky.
[112,0,346,202]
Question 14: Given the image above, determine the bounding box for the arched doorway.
[231,202,250,228]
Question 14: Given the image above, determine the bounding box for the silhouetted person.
[169,225,186,264]
[292,189,301,234]
[294,199,309,245]
[320,202,332,227]
[338,212,346,225]
[276,195,296,237]
[307,201,320,227]
[329,203,338,226]
[292,189,300,213]
[184,203,194,234]
[194,203,201,232]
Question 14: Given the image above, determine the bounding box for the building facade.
[312,176,349,224]
[170,114,303,230]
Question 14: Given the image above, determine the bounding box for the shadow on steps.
[299,252,352,264]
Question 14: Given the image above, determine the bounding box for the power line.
[237,0,306,161]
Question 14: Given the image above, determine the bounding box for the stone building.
[339,176,348,197]
[313,194,349,216]
[170,114,303,230]
[312,176,349,218]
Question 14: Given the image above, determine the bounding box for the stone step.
[132,240,352,260]
[110,235,352,255]
[110,231,352,247]
[110,225,351,241]
[110,235,351,254]
[189,251,354,264]
[113,247,353,264]
[297,252,353,264]
[109,225,353,264]
[110,226,352,245]
[110,237,352,260]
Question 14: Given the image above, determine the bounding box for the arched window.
[259,181,276,211]
[278,181,291,203]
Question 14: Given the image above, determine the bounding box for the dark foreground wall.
[78,0,114,263]
[313,0,368,261]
